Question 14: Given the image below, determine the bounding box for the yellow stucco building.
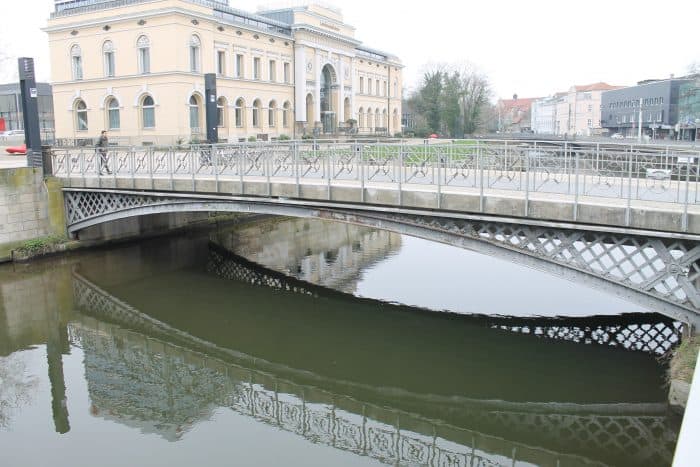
[45,0,403,144]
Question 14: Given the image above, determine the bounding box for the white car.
[611,133,624,139]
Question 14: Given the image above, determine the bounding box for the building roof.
[573,82,623,92]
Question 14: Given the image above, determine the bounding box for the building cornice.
[50,71,297,87]
[44,6,293,40]
[292,24,361,47]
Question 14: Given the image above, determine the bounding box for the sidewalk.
[0,147,28,169]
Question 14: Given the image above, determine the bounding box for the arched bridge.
[51,140,700,327]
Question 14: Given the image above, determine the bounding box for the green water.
[0,218,681,466]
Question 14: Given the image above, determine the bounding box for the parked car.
[5,144,27,155]
[611,133,624,139]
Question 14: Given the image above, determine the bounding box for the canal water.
[0,216,682,466]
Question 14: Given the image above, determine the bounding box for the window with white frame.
[137,35,150,74]
[217,97,226,127]
[107,98,120,130]
[284,62,290,83]
[189,35,201,73]
[217,50,226,76]
[75,99,88,131]
[71,44,83,80]
[235,98,244,127]
[236,54,244,78]
[103,41,115,77]
[283,101,290,127]
[269,60,276,82]
[253,57,261,80]
[252,99,261,127]
[268,100,276,126]
[142,95,155,128]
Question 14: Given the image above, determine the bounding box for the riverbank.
[669,334,700,410]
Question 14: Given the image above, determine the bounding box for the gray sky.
[2,0,699,100]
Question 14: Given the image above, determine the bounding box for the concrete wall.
[0,168,65,258]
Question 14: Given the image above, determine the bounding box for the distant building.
[601,77,691,140]
[0,82,55,140]
[678,75,700,141]
[551,83,621,137]
[45,0,403,144]
[497,95,539,133]
[530,94,564,135]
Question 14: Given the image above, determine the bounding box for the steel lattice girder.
[63,189,700,327]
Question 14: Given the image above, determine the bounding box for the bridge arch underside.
[64,189,700,328]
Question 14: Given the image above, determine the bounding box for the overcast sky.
[1,0,698,100]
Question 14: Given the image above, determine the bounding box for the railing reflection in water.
[71,272,680,467]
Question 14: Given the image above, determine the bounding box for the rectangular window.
[72,56,83,80]
[217,51,226,76]
[139,48,150,74]
[367,79,372,95]
[143,108,155,128]
[376,79,380,96]
[269,60,276,82]
[587,119,592,127]
[104,52,115,77]
[235,107,242,127]
[284,62,290,83]
[268,107,275,126]
[360,77,364,94]
[236,54,244,78]
[190,46,199,72]
[253,57,260,80]
[108,108,120,130]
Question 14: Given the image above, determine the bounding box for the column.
[314,51,321,123]
[338,56,345,123]
[350,58,355,119]
[294,45,306,122]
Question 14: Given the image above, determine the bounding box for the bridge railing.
[50,139,700,207]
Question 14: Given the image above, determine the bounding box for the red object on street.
[5,144,27,155]
[429,133,438,139]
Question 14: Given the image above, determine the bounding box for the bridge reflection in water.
[71,261,680,467]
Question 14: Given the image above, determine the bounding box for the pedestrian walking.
[96,130,111,174]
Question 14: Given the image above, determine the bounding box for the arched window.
[106,98,120,130]
[376,108,381,127]
[71,44,83,80]
[103,40,115,77]
[189,35,201,73]
[282,101,291,128]
[137,35,150,74]
[235,98,245,128]
[268,100,276,127]
[189,95,201,131]
[142,95,155,128]
[75,99,88,131]
[252,99,261,128]
[217,97,226,127]
[358,107,365,128]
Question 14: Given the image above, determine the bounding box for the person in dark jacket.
[96,130,111,174]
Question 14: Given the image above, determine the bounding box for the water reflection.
[0,217,685,466]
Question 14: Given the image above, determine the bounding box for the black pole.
[18,57,43,169]
[204,73,218,144]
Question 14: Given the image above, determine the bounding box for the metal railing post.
[360,144,365,203]
[683,161,691,232]
[525,145,530,217]
[398,144,403,206]
[625,148,633,227]
[214,146,220,193]
[479,140,484,212]
[574,149,580,222]
[239,145,245,194]
[437,142,442,209]
[267,144,272,198]
[326,145,331,200]
[294,141,300,198]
